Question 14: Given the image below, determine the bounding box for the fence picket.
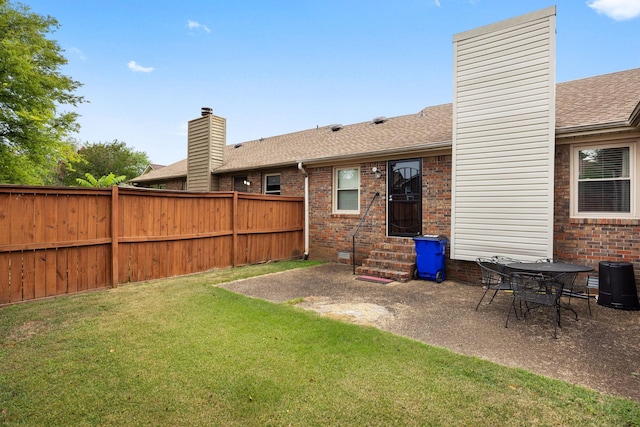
[0,186,303,305]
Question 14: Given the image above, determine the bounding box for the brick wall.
[308,163,388,264]
[215,146,640,285]
[165,179,185,191]
[218,167,304,196]
[554,144,640,275]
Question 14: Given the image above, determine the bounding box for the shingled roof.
[132,68,640,183]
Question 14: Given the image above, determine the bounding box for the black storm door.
[387,159,422,236]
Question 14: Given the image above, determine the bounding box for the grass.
[1,259,639,426]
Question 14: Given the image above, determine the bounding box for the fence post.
[232,191,238,267]
[111,185,119,288]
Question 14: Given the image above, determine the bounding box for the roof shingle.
[132,68,640,183]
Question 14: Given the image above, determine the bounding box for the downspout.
[297,162,310,260]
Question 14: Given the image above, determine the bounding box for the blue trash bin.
[413,235,448,283]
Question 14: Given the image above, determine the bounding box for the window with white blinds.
[264,174,281,195]
[577,145,632,214]
[334,167,359,213]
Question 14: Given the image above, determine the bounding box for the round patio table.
[507,262,594,275]
[506,262,594,324]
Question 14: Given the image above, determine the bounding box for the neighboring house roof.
[132,68,640,183]
[140,163,167,175]
[133,159,187,182]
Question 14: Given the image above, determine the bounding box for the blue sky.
[23,0,640,165]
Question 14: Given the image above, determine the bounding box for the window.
[334,167,359,213]
[574,144,634,216]
[264,174,281,195]
[233,176,249,192]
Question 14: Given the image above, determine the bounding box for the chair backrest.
[535,258,565,263]
[492,256,522,265]
[553,271,578,290]
[476,258,509,286]
[586,275,599,289]
[510,272,559,304]
[510,272,543,291]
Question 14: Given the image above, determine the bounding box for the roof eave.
[299,141,452,165]
[129,172,187,183]
[555,121,636,139]
[211,141,453,174]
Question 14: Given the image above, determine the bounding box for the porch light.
[372,167,382,179]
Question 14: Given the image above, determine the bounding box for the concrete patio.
[220,262,640,402]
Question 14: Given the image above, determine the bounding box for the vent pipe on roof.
[201,107,213,116]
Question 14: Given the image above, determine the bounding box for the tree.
[58,140,150,186]
[0,0,85,184]
[76,172,127,188]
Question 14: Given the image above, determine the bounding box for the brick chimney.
[187,107,225,192]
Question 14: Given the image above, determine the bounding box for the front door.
[388,159,422,236]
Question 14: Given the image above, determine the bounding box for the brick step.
[360,259,416,272]
[355,266,413,283]
[368,250,416,262]
[375,242,416,253]
[356,238,417,283]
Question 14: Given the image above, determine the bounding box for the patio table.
[506,262,594,335]
[507,262,594,277]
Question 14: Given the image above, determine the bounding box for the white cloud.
[127,60,155,73]
[68,47,86,60]
[587,0,640,20]
[434,0,441,6]
[187,20,211,33]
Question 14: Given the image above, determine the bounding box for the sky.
[22,0,640,166]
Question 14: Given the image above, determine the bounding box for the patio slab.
[219,262,640,402]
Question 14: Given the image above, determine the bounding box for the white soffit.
[450,6,556,262]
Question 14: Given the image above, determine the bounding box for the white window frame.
[571,141,637,218]
[333,166,360,214]
[263,173,281,195]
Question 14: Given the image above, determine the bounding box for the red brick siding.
[165,179,185,191]
[308,163,388,264]
[214,145,640,284]
[218,168,304,196]
[554,144,640,275]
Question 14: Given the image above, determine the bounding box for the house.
[131,7,640,282]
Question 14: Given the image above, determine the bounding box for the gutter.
[214,141,453,174]
[297,162,310,260]
[555,121,636,139]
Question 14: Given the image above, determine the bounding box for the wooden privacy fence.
[0,186,304,305]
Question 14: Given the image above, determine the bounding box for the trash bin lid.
[414,234,448,241]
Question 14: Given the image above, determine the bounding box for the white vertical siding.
[187,114,226,192]
[451,7,556,261]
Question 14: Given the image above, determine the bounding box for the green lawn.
[1,260,639,426]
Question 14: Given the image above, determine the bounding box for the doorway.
[387,159,422,236]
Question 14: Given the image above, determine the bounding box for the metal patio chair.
[535,258,582,315]
[557,271,598,317]
[506,271,564,338]
[475,257,518,311]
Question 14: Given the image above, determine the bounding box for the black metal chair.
[535,258,580,307]
[585,275,599,315]
[475,257,518,311]
[506,271,563,338]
